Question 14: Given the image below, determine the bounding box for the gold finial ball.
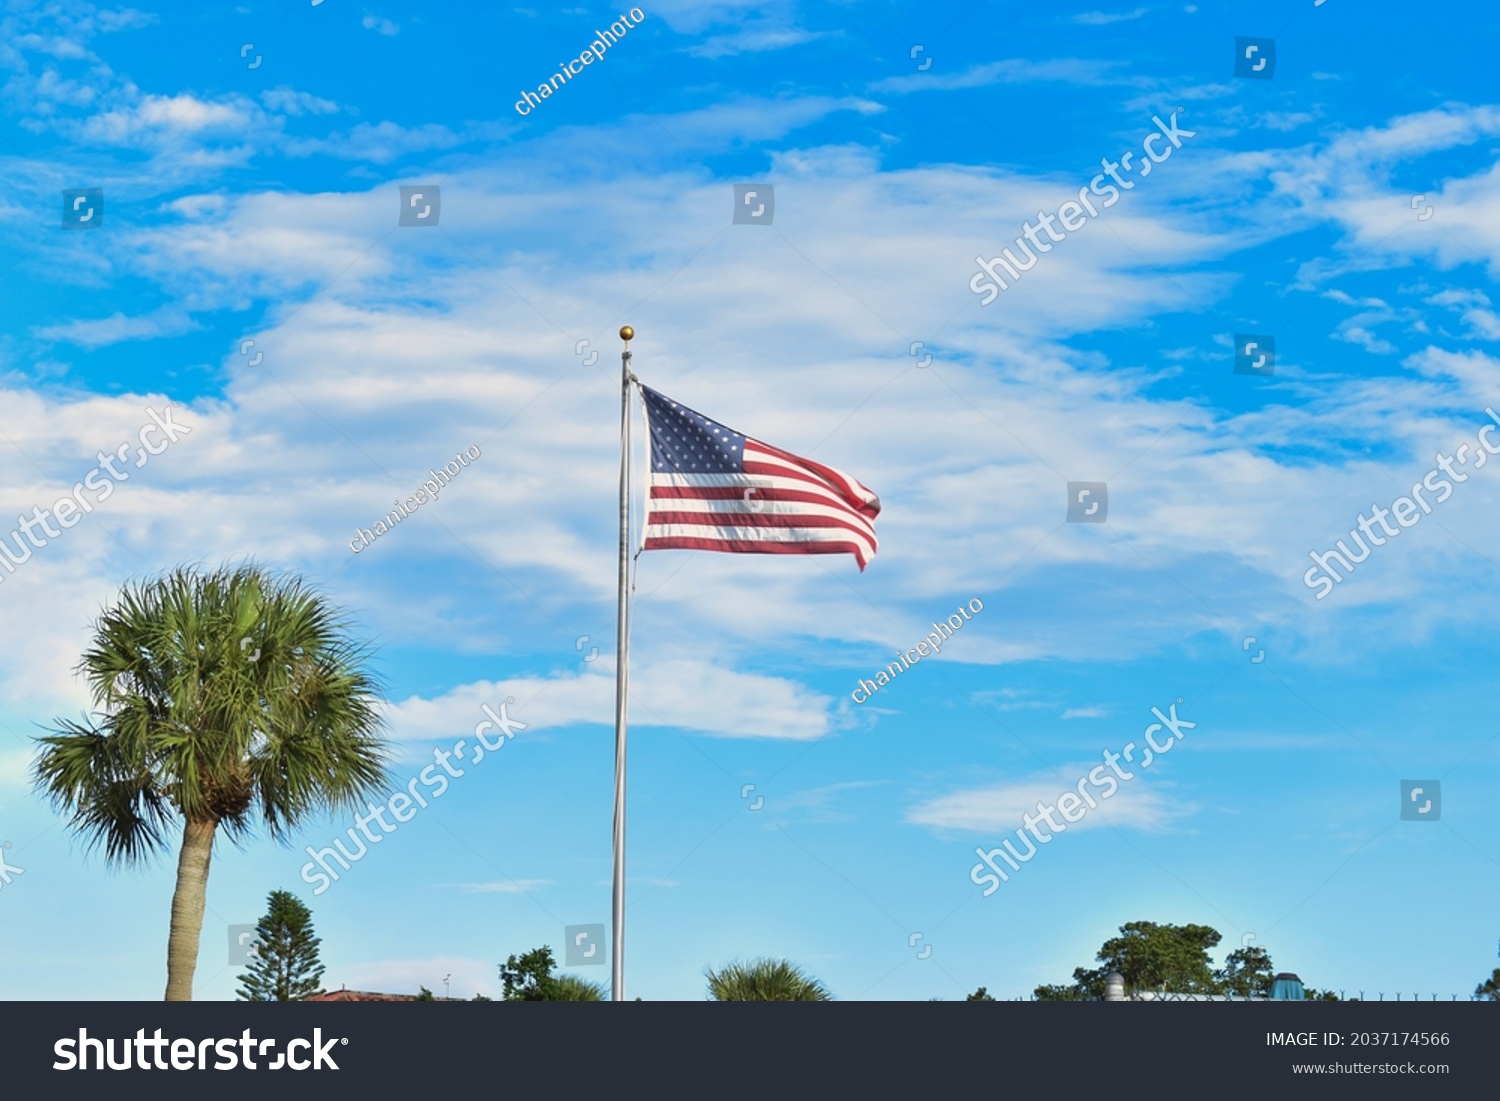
[619,325,635,342]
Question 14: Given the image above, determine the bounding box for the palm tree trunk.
[164,817,217,1001]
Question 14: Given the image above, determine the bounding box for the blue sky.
[2,0,1499,1001]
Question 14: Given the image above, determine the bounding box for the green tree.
[500,946,560,1000]
[32,565,390,1001]
[1475,968,1500,1001]
[415,986,436,1001]
[1216,945,1276,998]
[965,986,997,1001]
[1035,921,1345,1001]
[235,890,325,1001]
[498,946,605,1000]
[1035,921,1224,1000]
[705,958,832,1001]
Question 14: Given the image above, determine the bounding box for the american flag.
[638,385,881,570]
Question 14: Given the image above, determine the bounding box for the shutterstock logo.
[1303,408,1500,599]
[0,404,191,590]
[969,699,1198,895]
[1234,37,1276,80]
[54,1028,343,1071]
[399,185,440,227]
[62,188,103,229]
[299,699,527,894]
[1400,780,1440,822]
[566,923,606,966]
[970,113,1195,303]
[733,182,775,224]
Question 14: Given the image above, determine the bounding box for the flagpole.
[611,324,635,1002]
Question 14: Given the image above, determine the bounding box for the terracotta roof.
[305,986,466,1002]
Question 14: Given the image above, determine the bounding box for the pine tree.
[236,890,326,1001]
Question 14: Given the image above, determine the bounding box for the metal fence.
[1005,991,1489,1002]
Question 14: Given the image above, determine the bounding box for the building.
[1102,971,1305,1002]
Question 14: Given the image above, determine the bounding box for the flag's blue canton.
[641,385,746,473]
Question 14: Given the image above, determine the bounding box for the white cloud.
[1072,8,1148,24]
[384,658,835,743]
[131,188,403,302]
[621,96,882,149]
[1334,316,1399,355]
[1061,707,1107,719]
[769,780,883,823]
[1426,288,1500,340]
[1404,346,1500,397]
[12,33,95,60]
[261,87,340,117]
[1267,106,1500,279]
[142,96,239,130]
[907,767,1190,834]
[687,24,830,58]
[456,880,550,893]
[89,93,254,139]
[1324,289,1388,309]
[649,0,774,34]
[95,9,159,33]
[282,120,473,163]
[869,57,1128,94]
[34,307,201,348]
[5,103,1500,746]
[1260,110,1317,132]
[33,69,99,107]
[361,13,400,36]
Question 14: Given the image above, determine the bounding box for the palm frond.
[705,958,832,1001]
[33,562,393,860]
[549,974,607,1001]
[31,720,174,863]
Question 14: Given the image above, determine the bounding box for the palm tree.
[549,974,606,1001]
[32,564,390,1001]
[705,958,832,1001]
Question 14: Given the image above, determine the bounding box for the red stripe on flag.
[642,534,875,570]
[646,510,870,532]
